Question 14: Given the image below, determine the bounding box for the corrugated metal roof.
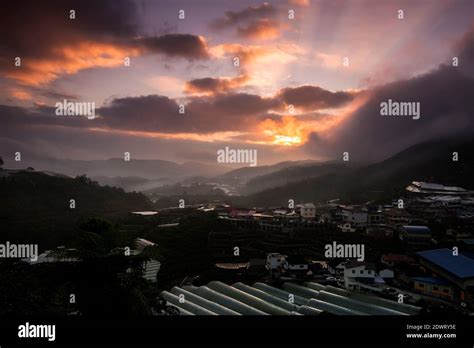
[412,277,451,286]
[417,248,474,279]
[162,280,421,316]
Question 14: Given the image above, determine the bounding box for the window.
[352,270,355,274]
[360,270,363,274]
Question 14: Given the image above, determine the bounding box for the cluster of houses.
[202,181,474,310]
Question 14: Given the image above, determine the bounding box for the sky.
[1,0,473,165]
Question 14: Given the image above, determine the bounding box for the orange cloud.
[5,41,139,86]
[256,105,358,146]
[9,88,33,101]
[289,0,311,6]
[237,18,286,40]
[211,43,272,67]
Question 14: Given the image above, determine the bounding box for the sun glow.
[260,116,306,146]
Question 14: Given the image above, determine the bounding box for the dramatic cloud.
[184,75,249,95]
[212,3,289,40]
[277,85,356,110]
[237,18,283,40]
[97,92,281,134]
[213,3,277,28]
[136,34,210,60]
[304,29,474,161]
[1,0,473,166]
[0,0,210,85]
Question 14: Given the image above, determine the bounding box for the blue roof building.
[416,248,474,305]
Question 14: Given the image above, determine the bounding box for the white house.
[343,261,377,291]
[336,205,368,226]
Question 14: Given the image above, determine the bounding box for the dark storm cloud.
[0,0,138,59]
[98,93,281,133]
[276,85,356,110]
[137,34,210,60]
[1,81,357,137]
[0,0,210,85]
[305,29,474,161]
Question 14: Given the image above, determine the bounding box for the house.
[368,210,384,225]
[412,277,454,300]
[266,253,287,278]
[336,205,368,226]
[298,203,316,219]
[383,208,411,227]
[266,253,308,278]
[399,225,432,252]
[343,261,379,291]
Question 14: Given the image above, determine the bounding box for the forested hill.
[0,170,152,248]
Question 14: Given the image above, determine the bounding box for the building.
[381,253,416,267]
[412,277,454,300]
[135,238,156,251]
[406,181,469,195]
[416,248,474,305]
[298,203,316,219]
[399,225,432,252]
[266,253,287,278]
[336,205,368,226]
[368,210,384,225]
[286,255,309,277]
[343,261,378,291]
[161,280,421,315]
[133,238,161,283]
[383,208,411,227]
